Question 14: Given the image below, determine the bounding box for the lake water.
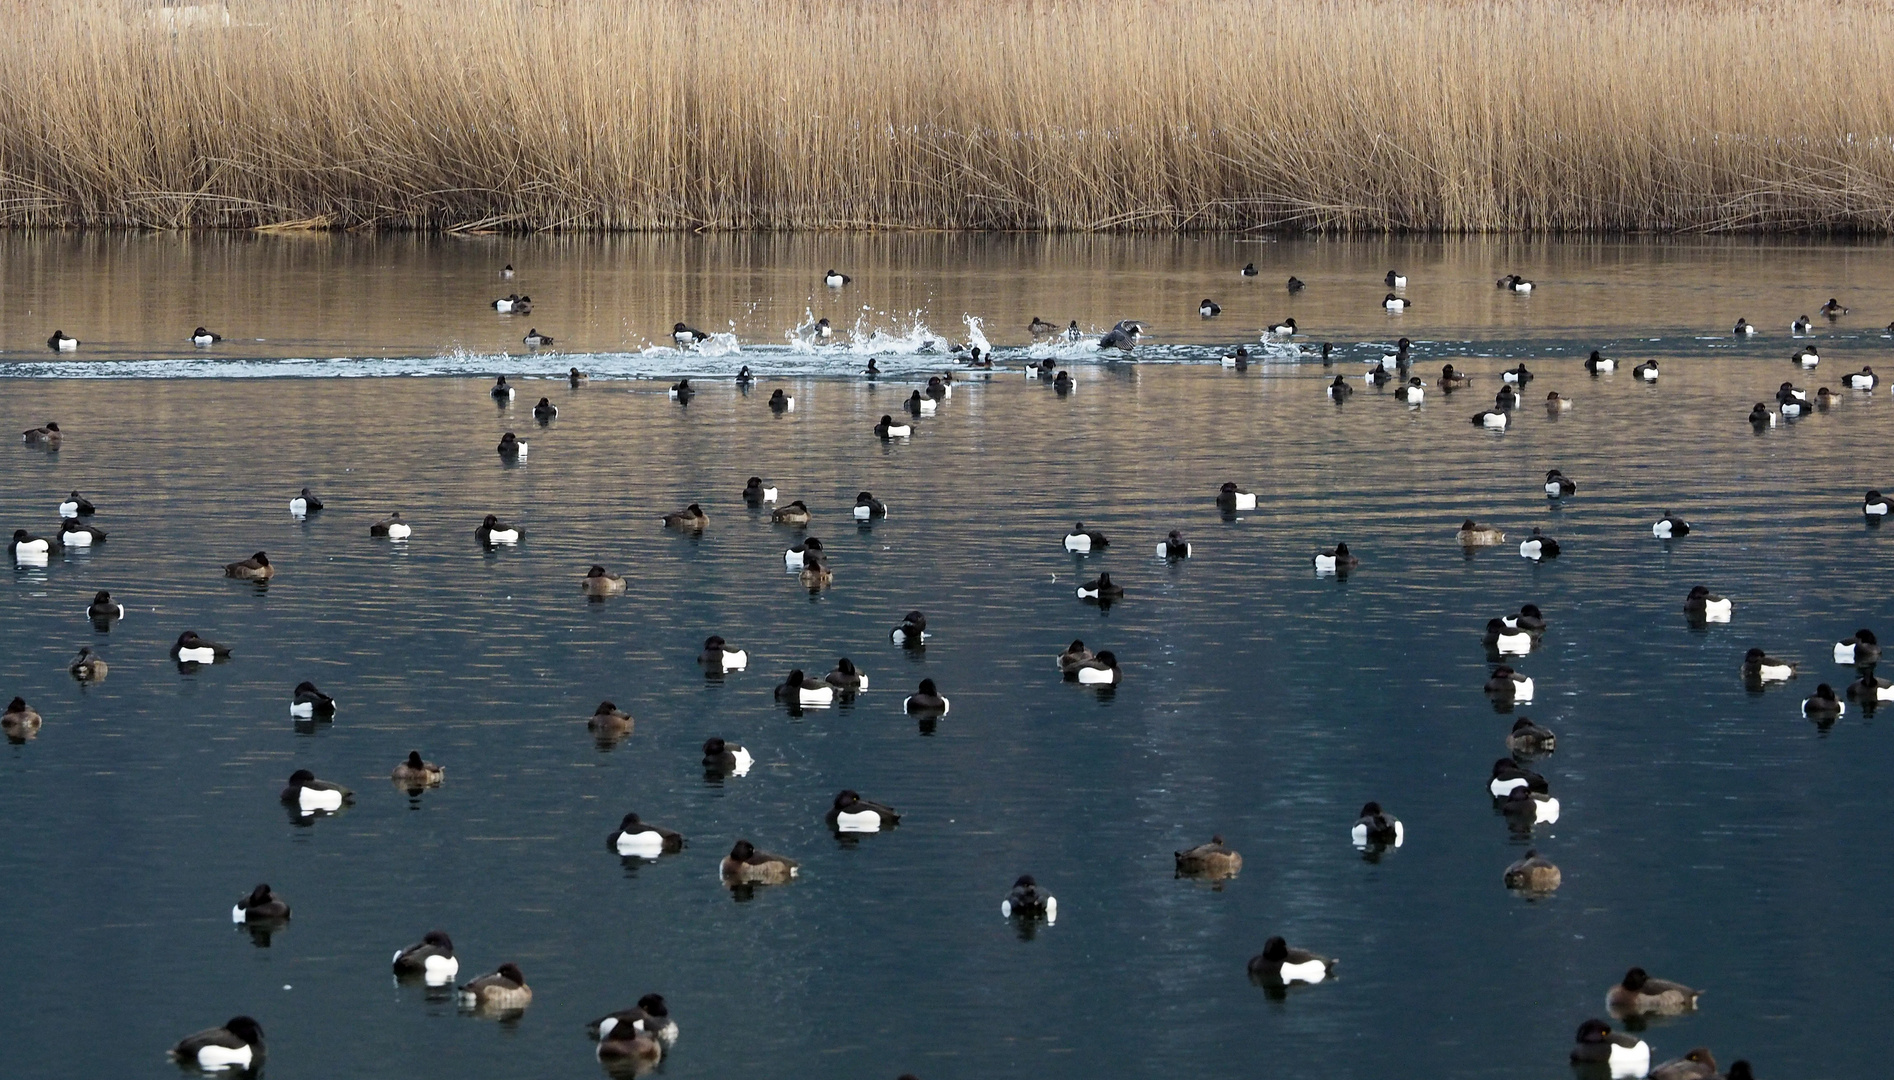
[2,234,1892,1080]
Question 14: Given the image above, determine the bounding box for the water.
[2,234,1893,1080]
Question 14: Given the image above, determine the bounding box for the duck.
[784,536,823,570]
[875,414,912,439]
[768,388,795,412]
[532,396,557,421]
[475,514,520,545]
[496,432,527,458]
[668,378,695,402]
[608,812,684,857]
[9,528,55,559]
[1749,402,1774,428]
[1214,482,1257,512]
[1267,317,1297,337]
[1311,543,1358,574]
[596,1023,663,1069]
[1742,648,1796,682]
[391,931,458,983]
[1484,619,1533,654]
[1652,511,1692,538]
[1793,345,1819,367]
[1844,366,1878,389]
[1585,349,1616,373]
[501,264,515,278]
[588,702,633,739]
[701,737,752,776]
[588,993,679,1047]
[47,330,79,352]
[824,657,869,691]
[698,636,748,671]
[1489,757,1548,797]
[1052,371,1074,394]
[1076,573,1123,600]
[231,883,290,923]
[1833,629,1880,665]
[581,565,627,595]
[491,374,515,399]
[661,503,708,530]
[1684,585,1732,623]
[87,590,125,623]
[925,375,951,400]
[673,322,710,345]
[828,790,900,832]
[1632,359,1659,381]
[1493,385,1519,411]
[1457,519,1506,546]
[1498,786,1561,824]
[59,490,96,517]
[188,326,223,346]
[797,550,832,587]
[1099,322,1142,350]
[1063,522,1109,552]
[2,697,43,738]
[903,390,932,417]
[170,631,230,663]
[1506,717,1557,756]
[288,487,322,515]
[1199,299,1221,317]
[769,499,812,526]
[775,669,836,706]
[1029,316,1060,336]
[1792,315,1814,334]
[569,367,586,386]
[1159,529,1192,558]
[1545,391,1573,412]
[459,964,532,1010]
[1733,317,1756,335]
[1057,640,1094,675]
[891,610,928,644]
[824,268,851,288]
[1777,386,1808,418]
[1378,338,1412,370]
[280,769,352,814]
[1608,968,1703,1016]
[68,646,107,681]
[1072,650,1121,685]
[58,518,106,547]
[1174,836,1243,877]
[1537,472,1577,502]
[721,839,798,884]
[1350,802,1404,847]
[1848,671,1894,703]
[1383,293,1410,311]
[1503,849,1562,891]
[1065,319,1083,341]
[1803,683,1845,720]
[1385,270,1407,288]
[735,365,755,386]
[743,477,778,504]
[390,750,445,788]
[1471,408,1508,428]
[1328,375,1355,400]
[1502,363,1533,384]
[1286,275,1304,291]
[21,422,61,449]
[1571,1019,1652,1077]
[1820,297,1849,317]
[1001,875,1055,919]
[223,551,274,580]
[491,295,522,313]
[169,1017,264,1071]
[1247,937,1335,984]
[1485,667,1536,703]
[1866,489,1890,516]
[1220,345,1251,369]
[1518,527,1559,560]
[1396,376,1426,404]
[1651,1049,1719,1080]
[523,329,554,348]
[369,512,412,539]
[853,491,888,520]
[1242,262,1259,277]
[904,678,950,714]
[1438,364,1472,389]
[289,681,336,717]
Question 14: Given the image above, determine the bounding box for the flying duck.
[721,839,798,884]
[608,812,685,857]
[827,790,900,832]
[280,769,352,814]
[392,931,459,983]
[1247,937,1335,985]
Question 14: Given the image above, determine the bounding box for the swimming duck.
[1866,489,1890,516]
[1312,543,1358,574]
[1001,875,1055,919]
[1503,849,1562,892]
[1174,836,1243,877]
[1319,342,1335,365]
[1733,318,1755,335]
[1286,276,1304,291]
[1607,968,1702,1016]
[608,812,684,857]
[1793,345,1819,367]
[223,551,273,580]
[661,503,707,530]
[59,491,96,517]
[1065,319,1082,341]
[58,518,106,547]
[186,326,224,346]
[1545,391,1573,412]
[798,550,832,587]
[1652,511,1692,538]
[289,681,336,717]
[1792,315,1813,334]
[673,322,710,345]
[1377,338,1412,370]
[596,1024,663,1069]
[1328,375,1355,400]
[1484,619,1533,654]
[280,768,352,814]
[904,678,950,714]
[1628,359,1659,382]
[1570,1019,1651,1077]
[1540,469,1577,497]
[496,432,526,458]
[1749,402,1774,428]
[1506,275,1535,293]
[369,512,411,539]
[1199,299,1221,317]
[68,646,107,681]
[1805,683,1845,721]
[1821,297,1850,317]
[1498,786,1562,825]
[1585,350,1616,373]
[1650,1049,1719,1080]
[1457,519,1506,546]
[1247,937,1335,984]
[170,631,230,663]
[2,697,43,738]
[776,669,836,706]
[523,329,554,348]
[721,839,798,884]
[1216,482,1257,511]
[1242,263,1259,277]
[569,367,586,386]
[588,993,679,1047]
[1493,385,1519,411]
[1489,756,1548,797]
[668,378,695,403]
[1822,387,1842,411]
[1396,376,1426,404]
[1267,317,1297,337]
[1848,671,1894,703]
[765,498,810,527]
[1076,573,1123,600]
[701,737,752,776]
[581,565,627,596]
[1064,522,1109,552]
[288,487,322,516]
[1506,717,1557,756]
[1844,366,1878,389]
[1383,293,1410,311]
[390,750,445,788]
[854,491,888,520]
[699,636,748,671]
[21,422,61,448]
[459,964,532,1010]
[1833,629,1880,665]
[824,269,851,288]
[1471,408,1508,428]
[47,330,79,352]
[531,396,557,421]
[1485,667,1536,703]
[891,610,928,644]
[475,514,520,544]
[1057,640,1095,675]
[1220,345,1250,369]
[500,264,515,278]
[1072,650,1121,685]
[784,536,822,569]
[1029,316,1059,336]
[769,388,795,412]
[735,364,756,387]
[1742,648,1796,682]
[391,931,458,983]
[1052,371,1074,394]
[875,415,912,439]
[824,657,869,691]
[1503,602,1546,633]
[586,701,633,741]
[828,790,900,832]
[743,477,779,504]
[1385,270,1407,288]
[9,528,54,559]
[491,374,515,399]
[1684,585,1732,623]
[1350,802,1404,847]
[491,295,522,313]
[87,589,125,623]
[1438,364,1472,389]
[1502,363,1533,384]
[231,882,290,923]
[1518,527,1559,560]
[169,1016,264,1071]
[1159,529,1192,558]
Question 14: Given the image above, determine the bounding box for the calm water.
[2,235,1892,1080]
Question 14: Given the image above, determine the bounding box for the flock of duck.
[17,261,1890,1080]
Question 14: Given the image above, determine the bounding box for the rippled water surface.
[3,235,1893,1080]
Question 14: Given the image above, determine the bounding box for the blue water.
[2,236,1892,1080]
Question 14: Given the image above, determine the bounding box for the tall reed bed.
[5,0,1894,232]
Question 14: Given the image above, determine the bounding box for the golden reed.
[5,0,1894,232]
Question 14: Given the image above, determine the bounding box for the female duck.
[1833,629,1880,665]
[775,669,835,707]
[1174,836,1243,878]
[1545,391,1573,412]
[588,702,632,740]
[661,503,708,530]
[223,551,274,579]
[1438,364,1472,389]
[1058,640,1094,675]
[875,414,911,439]
[1076,572,1123,600]
[827,790,900,832]
[1504,850,1561,892]
[854,491,888,519]
[904,678,950,714]
[1159,529,1192,558]
[798,550,832,587]
[1544,469,1576,496]
[1652,511,1692,538]
[459,964,532,1010]
[699,636,748,670]
[581,565,627,595]
[597,1025,662,1069]
[68,646,107,681]
[370,512,412,538]
[1350,802,1403,847]
[1518,527,1559,559]
[608,812,684,857]
[1683,585,1732,623]
[720,839,798,884]
[1064,522,1109,552]
[280,769,352,814]
[772,500,812,525]
[475,514,520,544]
[1506,717,1556,756]
[290,681,336,717]
[1312,543,1358,573]
[1607,968,1702,1016]
[1742,648,1796,682]
[1072,650,1121,685]
[1457,519,1505,546]
[1247,937,1335,984]
[3,698,43,738]
[496,432,527,458]
[392,931,459,983]
[391,750,445,788]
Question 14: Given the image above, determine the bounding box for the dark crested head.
[836,657,857,674]
[704,635,725,650]
[1620,967,1648,989]
[293,680,320,695]
[1066,639,1086,652]
[673,322,688,333]
[406,751,425,768]
[620,812,642,828]
[902,610,925,625]
[496,963,526,984]
[223,1017,264,1045]
[1725,1063,1753,1080]
[918,678,938,694]
[483,514,498,526]
[287,769,315,785]
[175,631,200,645]
[1519,604,1542,617]
[495,375,508,384]
[1097,573,1113,585]
[729,839,755,860]
[1814,683,1838,699]
[6,696,25,712]
[93,590,111,602]
[1220,481,1238,493]
[1460,518,1477,530]
[244,882,273,904]
[1870,489,1884,500]
[1855,629,1878,644]
[1492,757,1520,774]
[1359,801,1382,817]
[785,668,806,684]
[1168,529,1183,541]
[587,565,608,576]
[1491,666,1516,677]
[833,790,861,808]
[595,700,619,714]
[908,390,921,400]
[1095,650,1117,665]
[1574,1018,1611,1043]
[685,503,702,514]
[1261,936,1288,961]
[772,389,786,399]
[746,476,762,487]
[536,397,550,407]
[880,414,893,424]
[251,551,270,564]
[424,930,452,949]
[1522,848,1539,858]
[637,992,668,1015]
[1334,543,1350,555]
[1744,647,1767,662]
[855,491,875,503]
[1013,874,1036,889]
[1687,585,1710,599]
[1510,717,1538,731]
[702,737,725,755]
